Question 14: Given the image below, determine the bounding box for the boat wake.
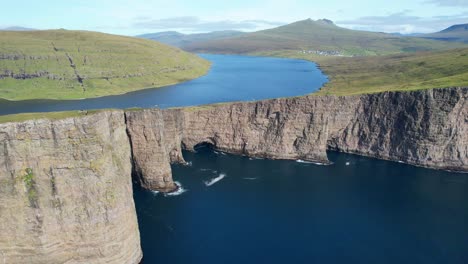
[204,173,226,186]
[296,159,328,165]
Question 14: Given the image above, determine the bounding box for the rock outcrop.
[0,111,142,264]
[0,87,466,263]
[125,110,176,192]
[125,87,467,189]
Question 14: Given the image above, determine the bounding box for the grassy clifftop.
[293,48,468,95]
[0,30,210,100]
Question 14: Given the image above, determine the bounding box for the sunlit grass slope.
[0,30,210,100]
[296,48,468,95]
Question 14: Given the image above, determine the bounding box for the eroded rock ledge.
[126,87,467,191]
[0,87,466,263]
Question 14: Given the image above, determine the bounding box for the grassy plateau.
[259,48,468,96]
[0,30,210,100]
[0,109,108,124]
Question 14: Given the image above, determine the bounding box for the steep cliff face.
[329,88,467,171]
[0,111,142,264]
[125,87,467,191]
[0,87,466,262]
[125,110,176,192]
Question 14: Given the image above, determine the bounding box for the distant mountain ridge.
[418,23,468,43]
[440,24,468,33]
[182,18,466,56]
[0,26,37,31]
[137,30,245,48]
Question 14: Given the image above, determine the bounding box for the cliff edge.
[0,111,142,263]
[126,87,467,189]
[0,87,466,262]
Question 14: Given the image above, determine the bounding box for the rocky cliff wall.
[0,111,142,264]
[125,87,467,191]
[0,87,466,263]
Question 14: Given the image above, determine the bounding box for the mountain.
[185,19,466,56]
[137,30,245,49]
[418,24,468,43]
[0,30,210,100]
[0,26,37,31]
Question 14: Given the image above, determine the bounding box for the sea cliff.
[0,87,466,262]
[128,87,467,188]
[0,111,141,263]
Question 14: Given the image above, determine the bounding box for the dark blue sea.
[134,147,468,264]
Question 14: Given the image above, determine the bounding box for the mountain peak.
[317,19,335,25]
[296,18,336,27]
[440,23,468,33]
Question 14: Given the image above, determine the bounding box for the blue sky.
[1,0,467,35]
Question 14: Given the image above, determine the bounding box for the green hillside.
[0,30,210,100]
[303,48,468,95]
[186,19,466,56]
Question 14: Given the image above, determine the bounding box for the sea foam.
[296,159,327,165]
[204,173,226,186]
[164,181,187,197]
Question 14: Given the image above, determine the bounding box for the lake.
[134,147,468,264]
[3,54,466,263]
[0,54,327,115]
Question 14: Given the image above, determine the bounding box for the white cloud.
[132,16,285,32]
[337,11,468,33]
[424,0,468,7]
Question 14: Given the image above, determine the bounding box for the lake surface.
[134,147,468,264]
[0,54,327,115]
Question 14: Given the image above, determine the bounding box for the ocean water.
[134,146,468,264]
[0,54,327,115]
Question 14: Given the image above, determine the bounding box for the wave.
[213,150,227,156]
[164,181,187,197]
[200,168,218,174]
[296,159,328,165]
[204,173,226,186]
[243,177,258,180]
